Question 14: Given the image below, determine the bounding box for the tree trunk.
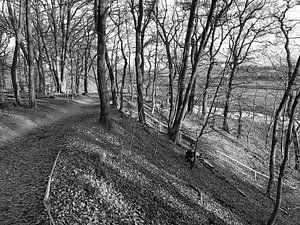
[37,54,45,94]
[70,57,74,96]
[105,50,117,108]
[95,0,111,129]
[26,0,36,108]
[168,0,198,142]
[75,57,80,94]
[84,49,89,94]
[146,56,152,97]
[119,55,128,111]
[151,26,159,113]
[291,125,300,171]
[114,52,119,95]
[135,32,146,123]
[133,0,146,124]
[266,55,300,194]
[237,105,242,139]
[267,91,300,225]
[35,1,45,95]
[58,2,71,93]
[222,64,237,133]
[202,62,214,118]
[118,25,128,111]
[83,25,91,95]
[169,0,217,142]
[165,44,175,127]
[187,78,196,113]
[0,58,5,104]
[7,0,23,105]
[125,20,133,100]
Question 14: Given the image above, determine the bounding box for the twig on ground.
[43,148,62,225]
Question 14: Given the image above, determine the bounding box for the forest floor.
[0,94,298,224]
[0,94,99,224]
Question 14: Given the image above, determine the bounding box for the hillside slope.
[49,109,281,225]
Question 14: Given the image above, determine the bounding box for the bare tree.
[222,0,269,132]
[26,0,36,108]
[153,1,183,128]
[266,0,300,194]
[105,47,118,108]
[6,0,24,105]
[39,0,91,93]
[169,0,217,142]
[95,0,112,129]
[267,63,300,224]
[0,17,9,105]
[109,4,129,111]
[129,0,155,124]
[201,1,234,118]
[32,0,46,95]
[83,18,94,94]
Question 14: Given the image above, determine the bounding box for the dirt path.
[0,102,99,225]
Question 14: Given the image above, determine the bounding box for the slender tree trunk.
[59,2,71,93]
[119,55,128,111]
[26,0,36,108]
[187,78,196,113]
[222,64,237,133]
[151,27,159,113]
[125,20,133,100]
[140,34,145,85]
[118,26,128,111]
[166,44,174,127]
[237,103,242,139]
[202,20,219,118]
[190,67,227,168]
[7,0,23,105]
[0,30,6,102]
[75,56,80,94]
[105,50,117,108]
[134,0,146,124]
[51,0,61,92]
[168,0,198,142]
[267,91,300,225]
[146,56,152,97]
[169,0,217,142]
[266,55,300,194]
[202,62,214,118]
[135,31,146,123]
[151,61,157,114]
[70,56,74,96]
[40,26,59,92]
[84,44,89,94]
[37,54,45,94]
[0,58,5,104]
[292,125,300,171]
[35,1,45,94]
[114,49,119,95]
[95,0,111,129]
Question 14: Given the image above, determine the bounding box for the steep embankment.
[48,109,279,225]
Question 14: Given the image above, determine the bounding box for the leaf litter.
[48,109,281,225]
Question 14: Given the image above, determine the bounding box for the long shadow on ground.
[50,110,277,225]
